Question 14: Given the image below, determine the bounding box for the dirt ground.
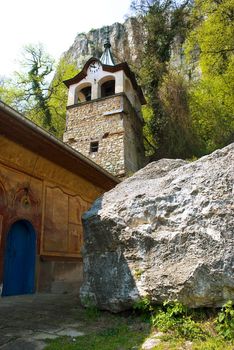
[0,293,87,350]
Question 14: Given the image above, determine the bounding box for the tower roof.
[100,37,115,66]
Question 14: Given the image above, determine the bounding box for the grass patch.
[45,323,148,350]
[192,337,234,350]
[45,307,150,350]
[44,300,234,350]
[153,333,234,349]
[152,337,234,350]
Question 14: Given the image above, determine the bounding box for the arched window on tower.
[75,83,92,103]
[79,86,91,101]
[100,77,115,98]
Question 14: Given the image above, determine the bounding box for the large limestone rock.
[80,144,234,312]
[64,17,145,68]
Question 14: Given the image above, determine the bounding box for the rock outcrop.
[80,144,234,312]
[61,17,186,76]
[63,17,145,68]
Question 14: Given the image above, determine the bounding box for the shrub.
[215,300,234,340]
[133,296,153,321]
[151,300,206,340]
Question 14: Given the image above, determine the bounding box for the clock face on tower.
[89,61,101,73]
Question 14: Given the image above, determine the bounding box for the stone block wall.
[64,93,145,177]
[123,98,145,175]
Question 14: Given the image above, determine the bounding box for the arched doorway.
[2,220,36,296]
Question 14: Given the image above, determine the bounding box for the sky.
[0,0,132,77]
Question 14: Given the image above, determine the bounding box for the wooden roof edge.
[0,101,120,190]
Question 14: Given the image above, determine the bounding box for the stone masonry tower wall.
[63,53,146,178]
[64,93,145,177]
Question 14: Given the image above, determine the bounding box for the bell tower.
[63,37,146,178]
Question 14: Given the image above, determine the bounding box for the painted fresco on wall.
[0,119,115,293]
[43,185,91,257]
[0,165,42,284]
[0,134,108,292]
[0,162,92,277]
[0,165,42,230]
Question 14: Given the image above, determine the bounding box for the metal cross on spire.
[100,26,115,66]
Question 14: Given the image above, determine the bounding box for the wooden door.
[2,220,36,296]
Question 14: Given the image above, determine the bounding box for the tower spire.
[100,26,115,66]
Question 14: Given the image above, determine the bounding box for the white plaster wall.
[123,76,142,113]
[67,63,125,105]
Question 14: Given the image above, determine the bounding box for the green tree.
[157,68,203,158]
[48,57,79,138]
[185,0,234,152]
[131,0,199,159]
[0,44,79,138]
[14,43,55,132]
[0,76,26,111]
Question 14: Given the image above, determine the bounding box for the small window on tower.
[90,141,99,153]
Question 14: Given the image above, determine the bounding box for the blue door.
[2,220,36,296]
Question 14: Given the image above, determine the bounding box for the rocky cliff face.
[64,17,145,68]
[80,143,234,312]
